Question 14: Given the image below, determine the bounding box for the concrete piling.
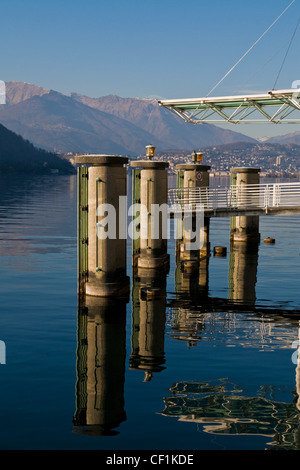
[75,151,265,312]
[176,164,211,261]
[176,164,211,189]
[130,159,170,270]
[76,155,130,297]
[230,167,261,244]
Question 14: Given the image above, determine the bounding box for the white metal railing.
[168,182,300,213]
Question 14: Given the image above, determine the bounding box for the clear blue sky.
[1,0,300,138]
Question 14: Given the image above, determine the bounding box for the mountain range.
[0,81,299,157]
[0,81,258,156]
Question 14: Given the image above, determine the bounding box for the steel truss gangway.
[158,89,300,124]
[168,181,300,217]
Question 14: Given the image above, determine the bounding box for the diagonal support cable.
[206,0,296,97]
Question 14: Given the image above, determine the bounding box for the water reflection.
[0,172,299,449]
[0,174,77,259]
[170,248,210,345]
[130,267,168,381]
[169,235,300,347]
[162,236,300,449]
[228,242,259,305]
[73,170,300,446]
[73,294,128,436]
[160,379,300,450]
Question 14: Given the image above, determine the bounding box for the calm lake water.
[0,173,299,451]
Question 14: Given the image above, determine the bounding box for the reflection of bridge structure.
[170,240,300,348]
[168,182,300,217]
[160,380,300,450]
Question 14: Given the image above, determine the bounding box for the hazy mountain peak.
[267,131,300,146]
[5,81,50,105]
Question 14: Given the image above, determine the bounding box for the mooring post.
[130,156,170,270]
[75,154,130,297]
[230,167,261,244]
[175,164,211,263]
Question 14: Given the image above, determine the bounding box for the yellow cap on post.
[146,145,156,159]
[192,151,203,163]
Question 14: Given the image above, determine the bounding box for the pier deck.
[168,181,300,217]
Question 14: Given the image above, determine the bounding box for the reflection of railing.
[168,182,300,213]
[160,380,300,449]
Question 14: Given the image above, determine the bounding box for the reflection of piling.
[199,256,209,297]
[173,259,206,345]
[295,327,300,412]
[175,253,209,300]
[228,243,259,304]
[230,167,261,244]
[175,260,200,299]
[73,295,127,436]
[76,155,130,297]
[131,160,170,270]
[130,268,167,380]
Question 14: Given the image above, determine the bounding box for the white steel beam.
[158,89,300,124]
